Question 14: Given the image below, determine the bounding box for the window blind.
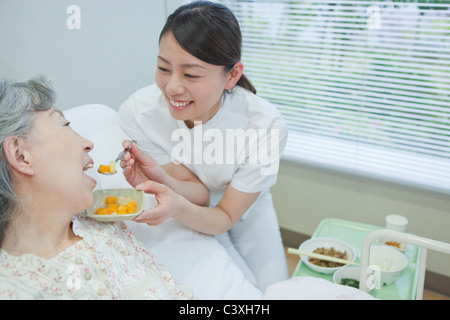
[217,0,450,194]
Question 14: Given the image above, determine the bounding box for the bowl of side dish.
[333,267,365,290]
[377,238,408,252]
[299,237,356,274]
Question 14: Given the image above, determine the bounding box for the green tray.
[292,218,421,300]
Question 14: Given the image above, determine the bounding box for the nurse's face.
[155,32,234,128]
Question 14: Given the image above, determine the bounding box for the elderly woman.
[0,76,193,299]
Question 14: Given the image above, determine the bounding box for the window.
[217,0,450,194]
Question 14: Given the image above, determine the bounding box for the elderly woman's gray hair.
[0,76,56,247]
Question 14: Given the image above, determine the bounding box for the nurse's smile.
[168,98,193,111]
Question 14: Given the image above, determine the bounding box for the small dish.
[86,188,156,222]
[299,237,356,274]
[378,238,408,252]
[333,267,368,290]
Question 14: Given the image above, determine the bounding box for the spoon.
[98,140,137,175]
[114,140,137,163]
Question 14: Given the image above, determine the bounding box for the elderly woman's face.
[27,108,96,212]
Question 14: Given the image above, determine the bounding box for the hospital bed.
[64,104,377,300]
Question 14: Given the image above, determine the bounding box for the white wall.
[272,159,450,278]
[0,0,167,110]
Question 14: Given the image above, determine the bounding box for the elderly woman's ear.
[2,136,35,176]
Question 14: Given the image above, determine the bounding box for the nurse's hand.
[133,180,184,225]
[120,139,210,207]
[119,140,168,187]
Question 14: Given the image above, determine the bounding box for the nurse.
[118,1,289,291]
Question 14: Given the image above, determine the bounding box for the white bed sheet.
[64,104,375,301]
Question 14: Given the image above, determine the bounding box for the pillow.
[64,104,263,300]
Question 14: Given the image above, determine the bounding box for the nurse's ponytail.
[236,74,256,95]
[160,1,257,94]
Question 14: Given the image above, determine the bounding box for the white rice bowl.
[369,245,407,285]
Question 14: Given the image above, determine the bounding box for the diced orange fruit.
[126,204,136,214]
[94,207,108,215]
[117,205,127,215]
[93,194,137,215]
[106,204,118,214]
[98,164,111,174]
[126,201,137,207]
[105,196,116,205]
[98,161,116,174]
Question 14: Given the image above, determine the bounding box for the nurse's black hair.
[159,0,256,94]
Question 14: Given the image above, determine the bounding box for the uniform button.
[75,257,83,264]
[62,253,71,259]
[84,272,92,280]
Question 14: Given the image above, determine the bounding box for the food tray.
[292,218,421,300]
